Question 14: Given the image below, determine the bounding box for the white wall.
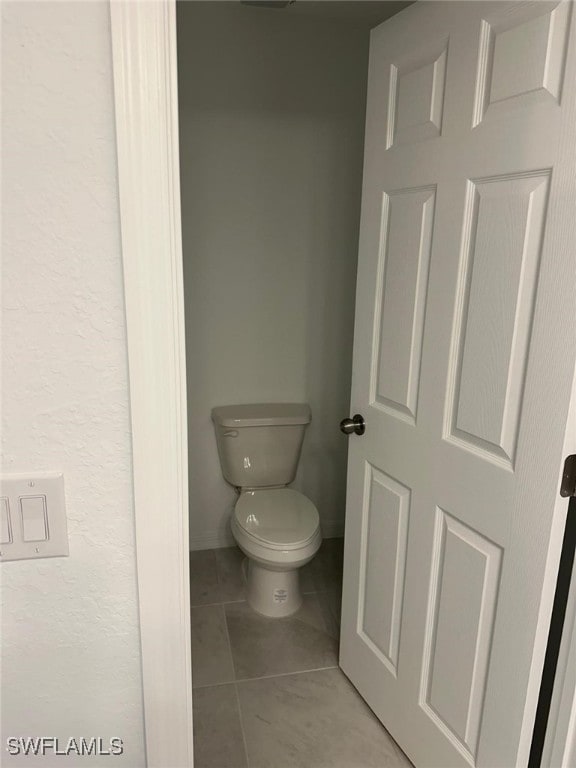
[178,3,368,549]
[1,3,145,765]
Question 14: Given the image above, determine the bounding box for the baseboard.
[189,529,235,551]
[321,519,345,539]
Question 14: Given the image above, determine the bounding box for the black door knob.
[340,414,366,436]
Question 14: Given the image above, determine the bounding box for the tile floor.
[190,538,412,768]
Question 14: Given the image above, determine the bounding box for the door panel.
[421,509,502,762]
[359,465,410,674]
[389,37,449,148]
[473,1,572,126]
[373,186,435,422]
[340,2,576,767]
[448,171,550,465]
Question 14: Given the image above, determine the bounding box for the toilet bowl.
[211,403,322,618]
[232,488,321,616]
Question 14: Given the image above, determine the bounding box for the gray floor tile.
[299,563,316,593]
[301,537,344,594]
[315,590,342,640]
[237,667,413,768]
[321,536,344,573]
[190,549,221,606]
[191,604,235,688]
[225,595,338,681]
[216,546,247,603]
[193,684,248,768]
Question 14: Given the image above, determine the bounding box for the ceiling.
[239,1,414,29]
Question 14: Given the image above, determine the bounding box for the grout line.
[192,679,238,691]
[220,586,240,683]
[219,581,250,768]
[235,664,340,686]
[192,546,244,608]
[192,663,340,691]
[220,600,238,682]
[232,681,250,768]
[190,598,245,609]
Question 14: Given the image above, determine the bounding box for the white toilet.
[212,403,322,617]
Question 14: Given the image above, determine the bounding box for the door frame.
[108,0,575,765]
[541,501,576,766]
[110,1,193,766]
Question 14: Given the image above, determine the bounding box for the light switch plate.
[0,473,69,562]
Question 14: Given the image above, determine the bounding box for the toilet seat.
[234,488,320,550]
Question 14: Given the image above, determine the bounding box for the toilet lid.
[234,489,320,548]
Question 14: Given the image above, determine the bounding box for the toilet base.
[246,560,302,618]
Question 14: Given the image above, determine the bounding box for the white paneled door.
[340,2,576,767]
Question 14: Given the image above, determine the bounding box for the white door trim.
[110,2,193,766]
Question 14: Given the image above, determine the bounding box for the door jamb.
[540,499,576,767]
[110,2,193,766]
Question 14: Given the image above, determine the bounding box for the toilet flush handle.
[223,430,239,438]
[340,415,365,436]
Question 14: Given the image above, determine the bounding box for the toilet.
[212,403,322,617]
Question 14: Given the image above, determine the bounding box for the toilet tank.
[211,403,311,488]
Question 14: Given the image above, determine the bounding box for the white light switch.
[1,498,12,544]
[0,474,68,562]
[20,495,48,541]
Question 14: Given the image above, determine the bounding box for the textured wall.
[1,2,145,765]
[178,3,369,549]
